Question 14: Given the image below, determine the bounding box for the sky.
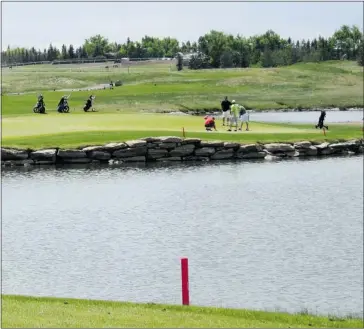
[1,1,363,51]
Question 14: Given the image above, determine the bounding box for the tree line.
[2,24,363,68]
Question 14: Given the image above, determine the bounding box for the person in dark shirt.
[37,94,44,106]
[221,96,232,126]
[315,110,328,130]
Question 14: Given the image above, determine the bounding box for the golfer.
[228,100,240,132]
[221,96,232,126]
[239,105,250,131]
[204,116,217,131]
[315,110,328,130]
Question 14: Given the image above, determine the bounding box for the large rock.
[200,141,224,148]
[170,144,195,157]
[88,151,111,161]
[141,137,161,143]
[147,149,168,160]
[316,142,333,155]
[211,149,234,160]
[194,147,216,157]
[264,143,295,153]
[1,148,29,161]
[159,136,183,143]
[237,144,263,154]
[320,148,334,155]
[182,138,201,145]
[30,149,57,164]
[224,142,240,149]
[58,149,87,158]
[122,156,146,162]
[126,140,147,148]
[329,141,360,152]
[82,145,107,152]
[103,142,128,152]
[146,143,157,149]
[158,142,177,149]
[296,146,318,156]
[316,142,330,149]
[112,147,147,158]
[294,141,312,149]
[236,151,266,159]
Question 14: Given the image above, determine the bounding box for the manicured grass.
[2,113,362,149]
[2,61,362,149]
[2,60,363,112]
[2,295,363,328]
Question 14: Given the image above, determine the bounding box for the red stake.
[323,128,326,136]
[182,127,186,138]
[181,258,190,305]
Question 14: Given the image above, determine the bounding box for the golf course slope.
[2,295,363,328]
[2,60,363,112]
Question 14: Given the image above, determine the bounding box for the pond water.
[2,156,363,317]
[250,110,363,123]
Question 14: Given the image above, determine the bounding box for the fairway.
[2,113,306,138]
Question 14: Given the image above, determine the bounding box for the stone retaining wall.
[1,137,363,167]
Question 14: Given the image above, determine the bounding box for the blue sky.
[1,1,363,51]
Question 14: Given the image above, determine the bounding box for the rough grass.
[2,295,363,328]
[2,60,363,112]
[2,113,362,149]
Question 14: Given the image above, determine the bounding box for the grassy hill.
[2,60,363,114]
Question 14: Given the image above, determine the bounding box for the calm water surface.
[250,110,363,123]
[2,157,363,317]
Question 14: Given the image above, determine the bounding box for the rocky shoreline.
[1,137,363,167]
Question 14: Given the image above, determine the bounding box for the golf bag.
[57,99,70,113]
[83,99,92,112]
[33,101,46,114]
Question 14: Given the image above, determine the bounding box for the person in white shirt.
[238,104,250,131]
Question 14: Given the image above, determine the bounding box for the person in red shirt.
[204,116,217,131]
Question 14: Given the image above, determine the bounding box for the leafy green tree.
[84,34,110,57]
